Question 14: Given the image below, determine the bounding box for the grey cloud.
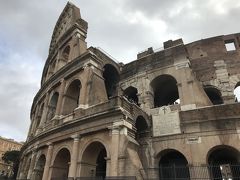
[0,0,239,141]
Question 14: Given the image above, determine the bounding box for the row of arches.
[34,64,120,130]
[31,141,108,179]
[123,74,240,108]
[30,144,240,179]
[158,146,240,179]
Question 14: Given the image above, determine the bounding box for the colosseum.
[17,2,240,180]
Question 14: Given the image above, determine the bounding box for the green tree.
[2,150,20,178]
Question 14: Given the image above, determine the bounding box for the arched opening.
[51,148,71,180]
[23,157,31,178]
[80,142,107,178]
[47,92,59,120]
[34,103,44,132]
[62,80,81,115]
[204,86,223,105]
[159,150,190,179]
[135,116,148,139]
[62,45,70,61]
[234,82,240,102]
[123,86,139,106]
[103,64,119,99]
[150,75,179,108]
[33,155,46,180]
[208,146,240,179]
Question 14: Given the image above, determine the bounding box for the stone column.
[18,156,27,179]
[56,79,66,116]
[42,143,53,180]
[110,125,120,176]
[27,149,37,179]
[68,134,80,179]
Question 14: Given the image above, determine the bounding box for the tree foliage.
[2,150,20,178]
[2,150,20,164]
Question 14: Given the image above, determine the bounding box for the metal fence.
[140,164,240,180]
[75,177,136,180]
[17,165,240,180]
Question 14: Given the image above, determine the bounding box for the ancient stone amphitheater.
[17,2,240,180]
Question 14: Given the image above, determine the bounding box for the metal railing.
[140,164,240,180]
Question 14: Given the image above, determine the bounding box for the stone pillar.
[18,156,27,179]
[78,65,91,109]
[42,143,53,180]
[68,134,80,179]
[55,79,66,116]
[27,150,37,179]
[110,125,120,176]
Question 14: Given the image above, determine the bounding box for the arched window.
[150,75,179,108]
[135,116,148,139]
[36,103,44,128]
[81,142,107,178]
[62,45,70,61]
[159,150,190,179]
[47,92,59,120]
[234,82,240,102]
[33,154,46,180]
[62,80,81,115]
[204,86,223,105]
[123,86,139,105]
[103,64,119,99]
[208,145,240,179]
[51,148,71,180]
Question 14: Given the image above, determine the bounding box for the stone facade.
[0,136,22,177]
[17,2,240,180]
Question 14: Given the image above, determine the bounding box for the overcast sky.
[0,0,240,142]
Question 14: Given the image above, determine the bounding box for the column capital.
[46,142,53,147]
[60,78,65,84]
[71,134,80,141]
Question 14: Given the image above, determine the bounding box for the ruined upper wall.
[186,33,240,82]
[121,33,240,82]
[41,2,88,86]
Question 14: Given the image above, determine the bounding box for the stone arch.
[80,141,108,178]
[207,145,240,179]
[157,149,190,180]
[24,156,31,178]
[51,148,71,180]
[103,64,120,99]
[34,103,44,132]
[62,79,81,115]
[135,115,148,139]
[52,144,72,163]
[62,45,71,61]
[123,86,139,105]
[207,145,240,165]
[33,154,46,180]
[204,85,224,105]
[47,92,59,120]
[150,74,179,108]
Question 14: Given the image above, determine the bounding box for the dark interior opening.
[96,148,107,178]
[123,86,139,105]
[204,86,223,105]
[208,146,240,179]
[103,64,119,99]
[47,92,59,120]
[159,150,190,179]
[151,75,179,108]
[62,80,81,115]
